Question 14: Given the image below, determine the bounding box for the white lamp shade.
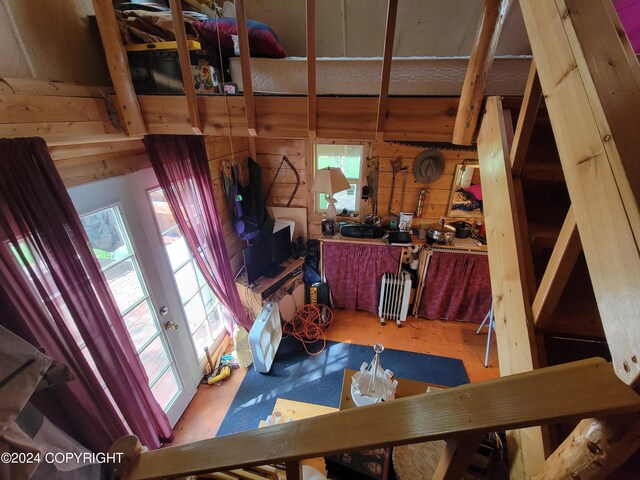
[311,167,351,195]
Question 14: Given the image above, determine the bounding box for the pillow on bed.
[464,183,483,201]
[195,18,287,58]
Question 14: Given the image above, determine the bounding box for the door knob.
[164,320,178,330]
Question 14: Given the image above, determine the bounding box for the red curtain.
[417,251,492,323]
[143,135,252,331]
[322,242,401,314]
[0,138,172,452]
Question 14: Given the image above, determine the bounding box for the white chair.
[476,303,495,368]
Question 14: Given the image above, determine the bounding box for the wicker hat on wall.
[413,149,445,184]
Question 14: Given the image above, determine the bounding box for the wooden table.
[339,369,446,410]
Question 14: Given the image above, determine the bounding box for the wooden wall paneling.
[316,97,377,139]
[383,98,458,142]
[56,153,150,187]
[375,0,399,141]
[255,97,308,138]
[0,121,120,143]
[234,0,257,137]
[91,0,146,136]
[306,0,316,138]
[255,139,307,210]
[48,139,144,160]
[137,95,194,135]
[520,0,640,388]
[1,94,111,124]
[452,0,512,145]
[2,78,112,98]
[168,0,201,134]
[0,0,32,78]
[477,96,546,478]
[532,207,581,329]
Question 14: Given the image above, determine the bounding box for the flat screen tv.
[271,226,291,266]
[243,233,273,284]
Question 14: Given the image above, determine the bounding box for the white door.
[69,169,212,426]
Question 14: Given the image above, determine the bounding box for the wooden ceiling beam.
[235,0,257,137]
[452,0,511,145]
[510,59,542,175]
[532,206,582,330]
[91,0,146,136]
[306,0,316,138]
[168,0,201,134]
[375,0,399,141]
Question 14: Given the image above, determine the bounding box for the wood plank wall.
[205,136,250,275]
[370,141,478,226]
[51,139,149,187]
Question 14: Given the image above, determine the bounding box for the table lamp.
[311,167,351,222]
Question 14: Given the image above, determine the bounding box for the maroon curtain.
[417,251,492,323]
[323,242,401,314]
[0,138,172,452]
[143,135,251,331]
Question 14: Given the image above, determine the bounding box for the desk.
[236,258,304,319]
[339,369,445,410]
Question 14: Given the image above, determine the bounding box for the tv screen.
[243,234,273,284]
[271,226,291,266]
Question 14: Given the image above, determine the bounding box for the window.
[314,144,364,214]
[149,188,225,360]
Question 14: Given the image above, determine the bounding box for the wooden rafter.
[433,436,482,480]
[375,0,399,141]
[306,0,316,138]
[452,0,511,145]
[510,59,542,175]
[168,0,201,134]
[477,96,546,478]
[235,0,257,136]
[532,207,582,329]
[520,0,640,388]
[91,0,146,136]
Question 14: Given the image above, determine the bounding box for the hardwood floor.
[169,309,499,446]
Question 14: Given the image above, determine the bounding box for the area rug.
[216,336,469,437]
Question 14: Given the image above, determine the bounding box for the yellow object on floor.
[207,365,231,385]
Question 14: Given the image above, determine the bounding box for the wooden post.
[532,414,640,480]
[284,461,302,480]
[432,435,482,480]
[374,0,399,141]
[452,0,512,145]
[235,0,257,136]
[168,0,201,134]
[532,207,582,329]
[510,59,542,175]
[91,0,146,136]
[477,95,546,478]
[306,0,316,139]
[520,0,640,387]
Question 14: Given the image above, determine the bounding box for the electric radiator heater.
[378,272,412,325]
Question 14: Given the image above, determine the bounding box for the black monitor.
[271,226,291,266]
[243,233,273,284]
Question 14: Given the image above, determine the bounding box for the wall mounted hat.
[413,149,444,184]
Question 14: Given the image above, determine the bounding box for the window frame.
[313,141,367,217]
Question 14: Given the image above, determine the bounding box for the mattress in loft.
[229,56,532,96]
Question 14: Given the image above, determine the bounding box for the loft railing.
[110,358,640,479]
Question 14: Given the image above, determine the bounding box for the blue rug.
[216,336,469,437]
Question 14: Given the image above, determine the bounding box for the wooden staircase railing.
[110,358,640,479]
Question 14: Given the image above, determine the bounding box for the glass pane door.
[148,188,226,362]
[69,172,200,426]
[79,206,181,411]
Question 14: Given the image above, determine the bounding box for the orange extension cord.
[282,304,333,355]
